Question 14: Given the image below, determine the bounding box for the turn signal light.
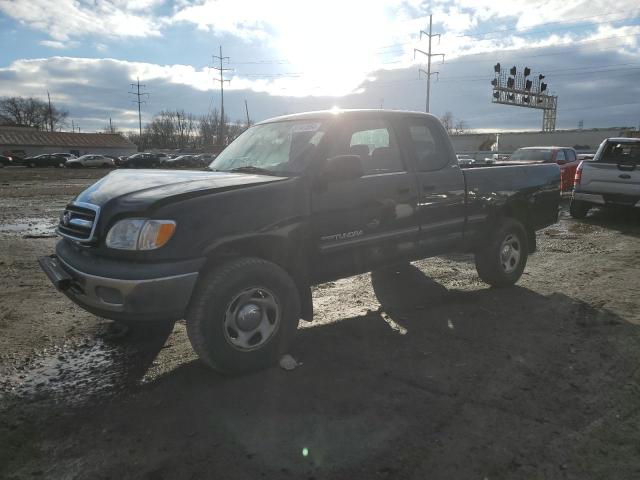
[574,161,584,187]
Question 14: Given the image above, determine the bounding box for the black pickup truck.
[39,110,560,373]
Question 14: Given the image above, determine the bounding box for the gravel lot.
[1,167,639,480]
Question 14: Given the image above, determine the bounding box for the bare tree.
[198,110,220,148]
[124,108,248,151]
[439,111,454,135]
[454,119,468,135]
[103,119,120,134]
[0,96,68,131]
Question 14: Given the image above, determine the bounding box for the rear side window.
[332,118,404,175]
[598,142,640,165]
[556,150,566,162]
[405,118,449,171]
[565,150,577,162]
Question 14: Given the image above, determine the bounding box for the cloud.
[0,0,163,41]
[1,50,638,135]
[39,40,69,49]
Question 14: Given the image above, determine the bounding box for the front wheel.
[569,200,590,219]
[186,257,300,374]
[475,218,528,288]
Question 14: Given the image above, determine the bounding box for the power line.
[212,45,232,145]
[414,14,445,113]
[128,77,149,137]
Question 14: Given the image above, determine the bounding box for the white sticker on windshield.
[292,122,321,133]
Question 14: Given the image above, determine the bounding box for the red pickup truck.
[503,147,580,192]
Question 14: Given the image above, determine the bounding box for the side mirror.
[323,154,364,181]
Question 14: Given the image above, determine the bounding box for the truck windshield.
[598,141,640,165]
[509,149,552,161]
[209,120,327,175]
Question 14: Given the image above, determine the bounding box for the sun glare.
[272,1,392,96]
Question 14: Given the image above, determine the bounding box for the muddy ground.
[1,167,639,480]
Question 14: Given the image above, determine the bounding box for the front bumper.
[573,191,640,208]
[39,242,204,322]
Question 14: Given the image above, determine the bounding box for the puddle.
[1,339,130,405]
[1,325,173,406]
[0,217,58,237]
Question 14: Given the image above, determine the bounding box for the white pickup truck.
[570,137,640,218]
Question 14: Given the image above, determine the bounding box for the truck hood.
[74,169,286,209]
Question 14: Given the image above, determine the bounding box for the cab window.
[332,118,404,175]
[405,117,449,171]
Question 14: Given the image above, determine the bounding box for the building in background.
[451,127,639,155]
[0,126,137,159]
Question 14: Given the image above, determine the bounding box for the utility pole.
[129,77,149,137]
[244,99,250,126]
[109,117,113,133]
[47,91,54,132]
[71,120,75,133]
[414,14,445,113]
[212,46,232,145]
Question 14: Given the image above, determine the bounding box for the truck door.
[397,115,466,254]
[310,116,420,282]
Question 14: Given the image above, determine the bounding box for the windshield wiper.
[227,166,286,176]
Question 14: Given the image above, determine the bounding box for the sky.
[0,0,639,133]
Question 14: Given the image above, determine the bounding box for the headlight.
[105,219,176,250]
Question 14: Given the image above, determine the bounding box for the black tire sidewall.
[187,258,300,374]
[570,200,589,219]
[476,219,528,287]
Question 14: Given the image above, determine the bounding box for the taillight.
[574,161,583,187]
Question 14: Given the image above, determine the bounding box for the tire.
[474,218,529,288]
[569,200,590,219]
[186,257,300,374]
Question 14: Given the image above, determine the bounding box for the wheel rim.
[499,233,521,274]
[223,287,280,351]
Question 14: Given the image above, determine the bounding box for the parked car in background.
[65,155,115,168]
[570,137,640,218]
[196,153,217,165]
[503,146,580,192]
[53,153,77,160]
[119,152,167,168]
[0,155,13,167]
[22,154,67,168]
[161,154,205,169]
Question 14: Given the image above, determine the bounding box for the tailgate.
[580,162,640,195]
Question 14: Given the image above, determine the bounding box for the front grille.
[57,202,100,242]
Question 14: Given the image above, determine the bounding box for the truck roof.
[517,146,573,150]
[605,137,640,143]
[257,109,437,125]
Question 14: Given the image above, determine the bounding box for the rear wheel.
[186,257,300,374]
[569,200,590,219]
[475,218,528,287]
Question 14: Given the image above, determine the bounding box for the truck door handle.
[619,174,631,179]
